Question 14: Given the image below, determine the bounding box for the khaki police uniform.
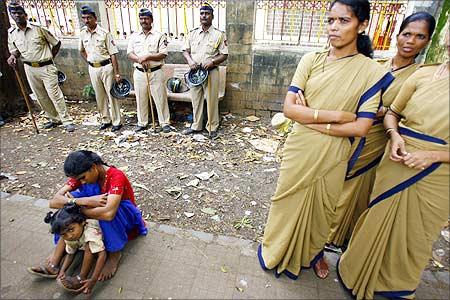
[127,29,170,127]
[183,26,228,132]
[8,22,73,125]
[79,25,121,126]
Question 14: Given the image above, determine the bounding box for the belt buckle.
[93,62,101,67]
[31,62,40,67]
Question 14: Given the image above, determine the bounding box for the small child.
[47,203,106,294]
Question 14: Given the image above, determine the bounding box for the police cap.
[80,5,96,18]
[200,2,213,13]
[139,8,153,18]
[8,2,26,14]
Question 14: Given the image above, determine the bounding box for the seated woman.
[29,150,147,281]
[337,30,449,299]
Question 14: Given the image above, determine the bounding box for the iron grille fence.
[254,0,409,51]
[103,0,226,40]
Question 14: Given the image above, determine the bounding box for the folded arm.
[283,92,356,124]
[81,194,121,221]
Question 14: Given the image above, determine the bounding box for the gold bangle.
[313,109,319,122]
[326,123,331,135]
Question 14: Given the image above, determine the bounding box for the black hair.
[399,12,436,40]
[330,0,373,58]
[44,203,86,235]
[63,150,106,178]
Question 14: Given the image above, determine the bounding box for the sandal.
[313,257,330,279]
[27,264,59,278]
[57,275,83,292]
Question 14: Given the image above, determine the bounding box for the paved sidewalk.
[1,192,449,299]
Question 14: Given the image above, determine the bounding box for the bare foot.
[313,257,329,279]
[98,251,122,281]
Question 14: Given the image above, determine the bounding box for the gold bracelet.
[326,123,331,135]
[313,109,319,122]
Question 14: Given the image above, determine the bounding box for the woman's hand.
[82,194,108,207]
[403,151,436,170]
[376,106,388,118]
[389,132,407,162]
[296,90,307,106]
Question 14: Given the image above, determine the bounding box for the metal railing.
[103,0,227,40]
[6,0,80,38]
[254,0,409,51]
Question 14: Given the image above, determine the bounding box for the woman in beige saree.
[327,12,436,249]
[258,0,393,279]
[337,33,450,299]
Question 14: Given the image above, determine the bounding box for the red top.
[67,166,136,206]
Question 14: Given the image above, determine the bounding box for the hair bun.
[44,211,54,223]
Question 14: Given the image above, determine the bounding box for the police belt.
[88,59,112,68]
[136,65,162,73]
[23,60,53,67]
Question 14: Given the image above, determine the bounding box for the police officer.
[79,5,122,132]
[7,2,75,132]
[182,2,228,139]
[127,8,172,133]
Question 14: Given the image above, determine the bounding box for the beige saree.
[328,58,419,247]
[337,65,449,299]
[259,51,393,278]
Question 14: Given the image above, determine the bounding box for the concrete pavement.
[1,192,449,299]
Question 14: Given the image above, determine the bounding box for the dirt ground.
[0,100,283,243]
[1,100,448,270]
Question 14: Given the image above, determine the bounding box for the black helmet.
[111,78,132,99]
[167,77,189,93]
[57,71,66,85]
[184,67,208,87]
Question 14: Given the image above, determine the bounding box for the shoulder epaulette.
[189,27,199,33]
[8,27,16,34]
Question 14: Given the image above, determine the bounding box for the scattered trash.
[265,283,271,288]
[244,210,251,216]
[248,138,279,153]
[441,229,449,243]
[236,279,248,292]
[192,134,207,142]
[165,186,182,198]
[186,178,200,187]
[15,171,27,175]
[220,265,229,273]
[184,212,195,218]
[242,127,253,133]
[9,218,14,222]
[133,183,152,193]
[195,171,216,181]
[246,116,260,122]
[211,215,220,222]
[118,286,122,294]
[0,172,18,181]
[234,216,253,230]
[250,201,257,206]
[201,207,217,215]
[263,168,277,173]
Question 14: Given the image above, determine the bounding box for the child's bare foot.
[98,251,122,281]
[313,257,329,279]
[57,275,83,292]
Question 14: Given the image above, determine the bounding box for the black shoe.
[99,122,112,130]
[135,125,147,132]
[43,121,62,129]
[64,124,75,132]
[162,125,173,133]
[208,131,218,140]
[111,124,123,132]
[182,127,201,135]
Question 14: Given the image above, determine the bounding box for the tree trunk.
[0,1,26,119]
